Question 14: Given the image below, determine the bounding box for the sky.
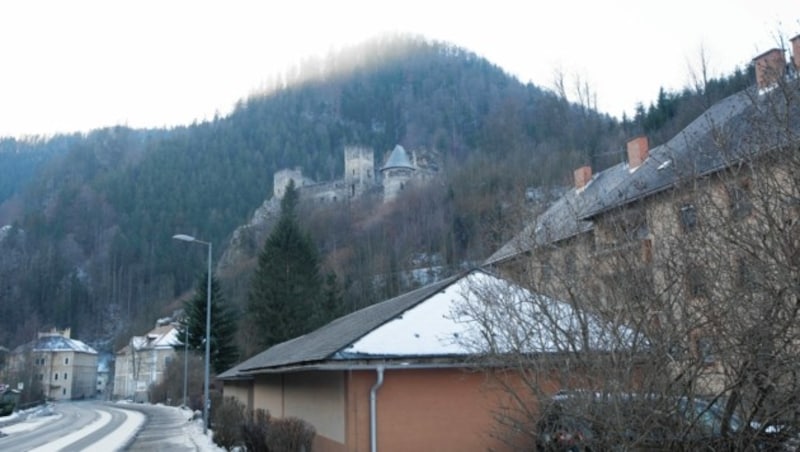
[1,0,798,139]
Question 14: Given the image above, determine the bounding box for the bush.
[241,408,271,452]
[212,396,246,450]
[267,417,316,452]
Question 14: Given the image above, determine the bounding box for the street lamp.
[183,325,188,408]
[172,233,212,435]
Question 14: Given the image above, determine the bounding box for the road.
[0,400,211,451]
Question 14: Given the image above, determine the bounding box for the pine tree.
[176,272,239,374]
[247,180,324,348]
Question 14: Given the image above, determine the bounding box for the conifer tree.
[176,272,239,374]
[247,180,324,348]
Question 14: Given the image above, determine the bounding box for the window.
[686,266,707,298]
[696,337,715,365]
[64,357,69,365]
[64,373,68,380]
[737,257,758,291]
[62,388,66,396]
[54,373,58,380]
[679,203,698,232]
[728,180,752,220]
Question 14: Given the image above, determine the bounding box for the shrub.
[212,396,246,450]
[242,408,271,452]
[267,417,316,452]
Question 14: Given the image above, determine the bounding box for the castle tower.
[344,146,375,198]
[380,145,416,202]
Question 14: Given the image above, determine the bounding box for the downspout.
[369,366,385,452]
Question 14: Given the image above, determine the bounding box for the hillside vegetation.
[0,35,751,353]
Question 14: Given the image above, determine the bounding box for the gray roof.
[13,335,98,355]
[380,145,414,171]
[218,274,462,379]
[486,81,800,266]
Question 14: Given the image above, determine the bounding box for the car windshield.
[681,398,744,434]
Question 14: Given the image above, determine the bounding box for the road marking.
[82,407,145,452]
[30,409,111,452]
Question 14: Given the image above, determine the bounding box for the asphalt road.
[120,403,203,451]
[0,401,133,451]
[0,401,207,451]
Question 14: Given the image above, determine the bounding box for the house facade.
[9,328,98,401]
[486,43,800,400]
[113,319,180,402]
[221,269,634,451]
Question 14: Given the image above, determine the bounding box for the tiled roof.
[486,81,800,265]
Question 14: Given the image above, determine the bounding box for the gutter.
[369,365,384,452]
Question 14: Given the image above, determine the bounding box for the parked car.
[536,391,793,451]
[0,384,20,417]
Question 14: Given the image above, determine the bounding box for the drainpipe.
[369,366,385,452]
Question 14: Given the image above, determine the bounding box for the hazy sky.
[1,0,798,138]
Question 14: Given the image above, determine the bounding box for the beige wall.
[112,346,176,400]
[249,371,346,445]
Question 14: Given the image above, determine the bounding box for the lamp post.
[183,325,188,408]
[172,233,212,435]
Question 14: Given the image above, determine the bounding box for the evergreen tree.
[247,180,323,348]
[176,272,239,374]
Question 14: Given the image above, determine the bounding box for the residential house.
[220,269,638,452]
[8,328,98,401]
[113,319,180,402]
[486,42,800,396]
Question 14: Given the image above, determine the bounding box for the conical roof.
[380,145,414,171]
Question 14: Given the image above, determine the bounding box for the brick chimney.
[627,135,649,170]
[753,48,786,89]
[574,166,592,190]
[791,35,800,73]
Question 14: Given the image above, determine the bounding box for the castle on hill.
[273,144,435,203]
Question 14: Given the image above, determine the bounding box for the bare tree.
[469,57,800,450]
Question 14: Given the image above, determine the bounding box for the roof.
[220,269,639,379]
[380,145,415,171]
[117,323,180,354]
[486,81,800,265]
[14,335,97,355]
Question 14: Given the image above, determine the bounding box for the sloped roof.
[486,81,800,265]
[380,145,414,171]
[219,274,460,378]
[116,323,180,354]
[220,269,639,379]
[14,335,97,354]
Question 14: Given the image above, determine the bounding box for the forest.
[0,35,753,357]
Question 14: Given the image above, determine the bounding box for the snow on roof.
[127,324,180,351]
[343,271,639,357]
[32,335,97,354]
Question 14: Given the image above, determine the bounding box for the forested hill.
[0,35,750,351]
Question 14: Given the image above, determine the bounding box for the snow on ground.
[1,412,62,434]
[1,402,225,451]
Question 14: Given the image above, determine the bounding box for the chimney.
[791,35,800,73]
[627,136,649,169]
[574,165,592,190]
[753,48,786,89]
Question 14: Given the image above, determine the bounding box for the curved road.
[0,401,144,451]
[0,401,211,451]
